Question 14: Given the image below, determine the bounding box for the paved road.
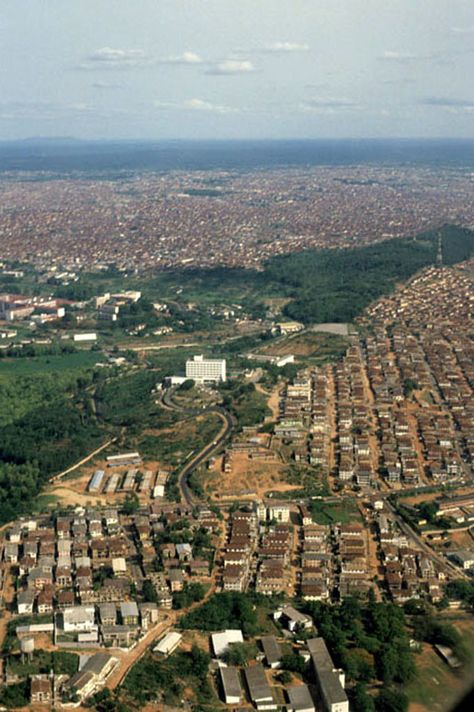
[177,408,233,505]
[160,387,234,505]
[384,498,469,580]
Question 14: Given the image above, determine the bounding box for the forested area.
[94,370,158,427]
[0,368,104,524]
[178,591,263,635]
[220,380,271,428]
[304,596,414,712]
[263,224,474,323]
[122,645,212,708]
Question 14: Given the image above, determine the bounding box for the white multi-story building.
[185,355,226,383]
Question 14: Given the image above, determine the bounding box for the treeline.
[94,370,157,427]
[122,645,212,708]
[178,591,262,636]
[305,595,414,712]
[263,224,474,324]
[220,380,270,428]
[0,368,105,525]
[0,342,78,359]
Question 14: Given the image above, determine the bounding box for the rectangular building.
[244,664,277,711]
[307,638,348,712]
[219,666,242,705]
[185,355,226,383]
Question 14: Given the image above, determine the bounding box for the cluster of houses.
[94,289,141,323]
[363,266,474,484]
[436,492,474,526]
[214,605,348,712]
[335,522,372,600]
[0,292,66,323]
[219,502,376,605]
[373,505,446,603]
[273,265,474,495]
[28,651,118,705]
[3,503,220,651]
[334,347,375,487]
[299,516,331,602]
[221,504,294,597]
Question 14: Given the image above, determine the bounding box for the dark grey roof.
[220,666,242,699]
[244,664,274,703]
[287,684,315,711]
[307,638,348,707]
[261,635,282,665]
[84,652,114,676]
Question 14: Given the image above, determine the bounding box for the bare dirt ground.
[261,385,280,420]
[47,485,110,508]
[206,452,297,499]
[447,530,474,547]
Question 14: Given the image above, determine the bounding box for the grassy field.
[311,498,362,524]
[136,413,222,468]
[0,350,104,376]
[32,493,60,512]
[406,616,474,712]
[258,331,348,363]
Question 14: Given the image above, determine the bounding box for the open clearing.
[206,452,297,499]
[407,616,474,712]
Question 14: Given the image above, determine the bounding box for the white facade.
[186,355,226,383]
[212,629,244,658]
[62,606,96,632]
[154,631,182,656]
[73,333,97,342]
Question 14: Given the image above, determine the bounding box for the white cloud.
[160,51,203,65]
[154,98,239,114]
[300,96,360,113]
[183,98,238,113]
[262,41,310,53]
[379,51,419,62]
[205,59,255,75]
[304,96,359,108]
[92,80,124,90]
[79,47,150,69]
[450,26,474,34]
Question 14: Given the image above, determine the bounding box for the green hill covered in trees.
[263,224,474,323]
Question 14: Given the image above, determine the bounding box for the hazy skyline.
[0,0,473,140]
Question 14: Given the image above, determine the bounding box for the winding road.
[160,387,234,505]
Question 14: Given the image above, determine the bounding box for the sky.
[0,0,473,140]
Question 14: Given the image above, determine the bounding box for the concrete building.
[274,605,313,632]
[61,606,96,632]
[307,638,348,712]
[153,631,182,657]
[211,629,244,658]
[219,666,242,705]
[449,550,474,571]
[287,684,316,712]
[120,601,139,626]
[66,652,117,701]
[185,354,226,383]
[30,676,53,705]
[261,635,282,669]
[244,664,277,711]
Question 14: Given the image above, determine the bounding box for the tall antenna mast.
[436,231,443,268]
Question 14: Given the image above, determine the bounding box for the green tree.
[353,683,376,712]
[223,642,258,666]
[376,688,409,712]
